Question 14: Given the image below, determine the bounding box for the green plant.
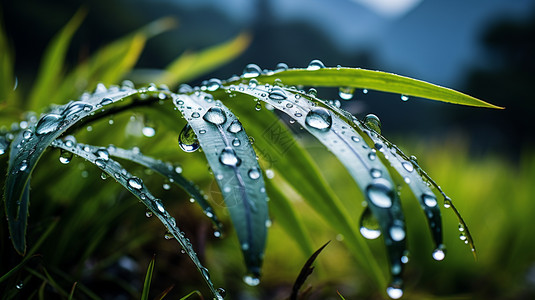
[0,10,502,300]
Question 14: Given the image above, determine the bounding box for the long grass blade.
[141,255,155,300]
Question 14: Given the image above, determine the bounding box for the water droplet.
[243,64,262,78]
[351,136,360,143]
[422,193,438,207]
[232,138,241,147]
[175,166,183,174]
[268,86,287,100]
[248,168,260,180]
[19,160,28,172]
[241,243,249,251]
[401,161,414,172]
[339,87,355,100]
[432,244,446,261]
[458,224,465,232]
[364,114,381,134]
[127,177,143,190]
[155,200,165,213]
[368,152,377,160]
[96,148,110,161]
[227,120,243,133]
[370,168,382,178]
[36,114,62,135]
[178,124,200,152]
[265,219,272,228]
[145,210,153,218]
[164,232,174,240]
[409,155,418,164]
[191,112,200,118]
[243,274,260,286]
[163,183,171,190]
[100,97,113,106]
[255,102,262,111]
[275,62,288,72]
[100,172,108,180]
[219,147,241,167]
[307,59,325,70]
[366,178,394,208]
[265,169,275,179]
[206,78,222,91]
[16,281,23,289]
[59,149,73,164]
[305,107,332,131]
[401,95,409,101]
[443,196,452,208]
[64,101,92,117]
[217,287,226,298]
[94,83,107,94]
[22,130,32,139]
[359,207,381,239]
[362,89,368,94]
[203,107,227,125]
[307,88,317,97]
[386,284,403,299]
[390,226,406,241]
[142,126,156,137]
[248,78,258,88]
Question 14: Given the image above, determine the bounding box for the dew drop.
[402,161,414,172]
[248,78,258,88]
[364,114,382,134]
[243,274,260,286]
[191,112,200,118]
[390,226,406,241]
[203,107,227,125]
[19,160,28,172]
[22,130,32,139]
[339,87,355,100]
[307,88,317,97]
[432,244,446,261]
[206,78,222,91]
[142,126,156,137]
[444,196,452,208]
[362,89,368,94]
[422,193,438,207]
[100,97,113,106]
[386,284,403,299]
[64,101,92,116]
[95,148,110,161]
[254,102,262,111]
[275,62,288,72]
[305,107,332,131]
[243,64,262,78]
[227,119,243,133]
[368,152,377,160]
[366,178,394,208]
[370,168,382,178]
[268,86,287,100]
[59,149,73,164]
[155,200,165,213]
[36,114,62,135]
[178,124,200,152]
[16,281,23,289]
[232,138,241,147]
[359,207,381,239]
[217,287,226,298]
[241,243,249,251]
[219,147,241,167]
[127,177,143,190]
[265,169,275,179]
[175,166,183,173]
[145,210,153,218]
[401,95,409,101]
[164,232,174,240]
[248,168,260,180]
[307,59,325,70]
[351,136,360,143]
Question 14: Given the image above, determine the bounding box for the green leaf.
[158,32,251,87]
[28,9,87,109]
[51,139,223,299]
[3,85,139,254]
[254,67,503,109]
[290,241,330,300]
[173,92,269,279]
[141,256,155,300]
[106,146,223,230]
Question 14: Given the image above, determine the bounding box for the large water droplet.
[22,130,32,139]
[386,284,403,299]
[243,274,260,286]
[178,124,200,152]
[206,78,222,91]
[203,107,227,125]
[359,207,381,239]
[305,107,332,131]
[432,244,446,261]
[19,160,28,172]
[243,64,262,78]
[248,168,260,180]
[422,193,438,207]
[402,161,414,172]
[99,97,113,106]
[128,177,143,190]
[307,59,325,70]
[142,126,156,137]
[268,86,287,100]
[59,149,73,164]
[219,147,241,167]
[366,178,394,208]
[370,168,382,178]
[36,114,62,135]
[339,87,355,100]
[390,226,406,241]
[275,62,288,72]
[64,101,92,117]
[95,148,110,161]
[227,120,243,133]
[364,114,381,134]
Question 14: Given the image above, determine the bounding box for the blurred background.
[1,0,535,299]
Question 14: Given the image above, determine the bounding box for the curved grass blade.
[251,67,503,109]
[28,8,87,109]
[225,84,409,291]
[3,85,141,254]
[158,32,251,87]
[290,241,330,300]
[51,139,224,299]
[172,92,269,280]
[105,145,223,231]
[141,255,155,300]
